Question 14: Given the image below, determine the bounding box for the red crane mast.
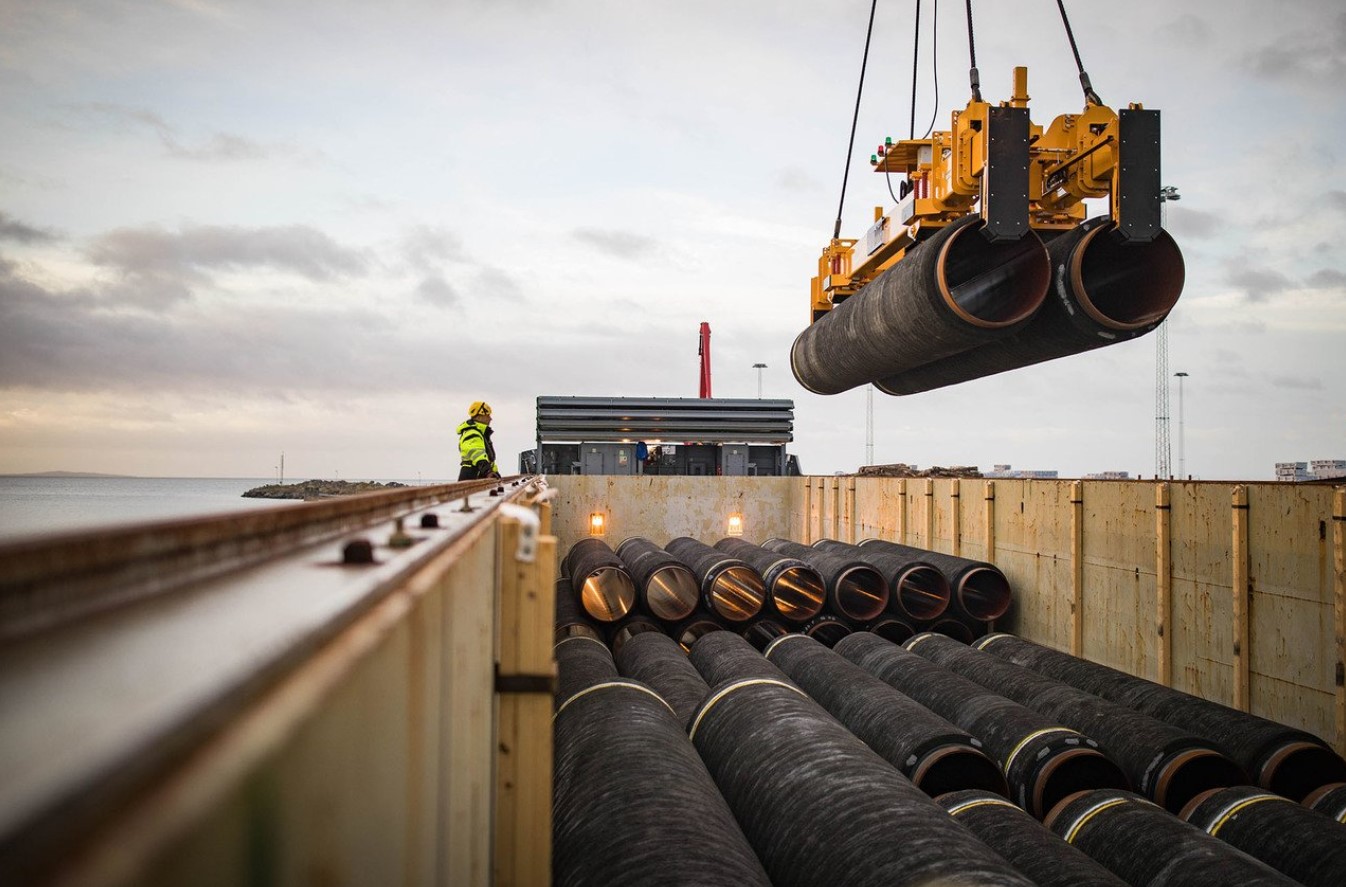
[698,322,712,398]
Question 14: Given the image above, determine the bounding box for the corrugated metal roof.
[536,396,794,443]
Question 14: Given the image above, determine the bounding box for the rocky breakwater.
[242,480,408,500]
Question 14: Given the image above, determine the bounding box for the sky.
[0,0,1343,481]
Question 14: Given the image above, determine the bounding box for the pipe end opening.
[646,565,700,621]
[1034,749,1131,821]
[709,566,766,622]
[1072,223,1186,330]
[913,745,1010,800]
[957,568,1012,621]
[940,221,1050,328]
[835,566,889,622]
[897,565,952,620]
[772,566,827,622]
[580,568,636,622]
[1262,741,1346,802]
[1153,748,1247,814]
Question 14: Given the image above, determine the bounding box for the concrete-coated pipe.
[564,538,637,623]
[835,632,1128,818]
[766,634,1008,798]
[1305,782,1346,822]
[803,614,853,647]
[922,617,976,644]
[555,577,604,644]
[614,630,710,730]
[554,635,621,710]
[813,538,950,621]
[976,632,1346,801]
[715,538,826,623]
[615,536,701,622]
[762,538,888,622]
[859,539,1011,621]
[607,613,664,656]
[865,616,916,645]
[909,632,1247,813]
[666,537,766,623]
[668,610,726,652]
[937,790,1129,887]
[877,217,1185,395]
[792,215,1050,395]
[740,617,789,651]
[1045,788,1300,886]
[1180,785,1346,887]
[689,630,793,688]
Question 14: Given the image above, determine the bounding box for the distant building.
[984,464,1059,479]
[1275,460,1345,482]
[1275,462,1311,482]
[1084,471,1131,480]
[1311,459,1346,480]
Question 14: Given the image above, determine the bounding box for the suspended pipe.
[554,577,603,644]
[761,538,888,622]
[1045,788,1300,886]
[936,789,1129,887]
[858,539,1011,621]
[714,538,826,623]
[835,632,1128,818]
[1304,782,1346,823]
[668,609,726,652]
[765,634,1008,798]
[803,614,853,647]
[813,538,950,620]
[613,630,711,730]
[1179,785,1346,887]
[791,215,1051,395]
[976,632,1346,801]
[864,616,915,645]
[665,537,766,623]
[607,613,664,657]
[554,648,771,887]
[563,538,637,623]
[877,217,1185,394]
[686,635,1039,887]
[908,632,1246,813]
[740,617,789,651]
[614,536,701,622]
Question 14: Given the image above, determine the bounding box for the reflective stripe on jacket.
[457,420,497,473]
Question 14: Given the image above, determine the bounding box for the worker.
[457,401,500,480]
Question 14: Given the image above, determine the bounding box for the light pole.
[1155,186,1179,479]
[753,363,767,398]
[1175,371,1189,479]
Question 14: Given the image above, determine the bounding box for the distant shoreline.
[1,471,138,478]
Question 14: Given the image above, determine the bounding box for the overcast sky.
[1,0,1343,481]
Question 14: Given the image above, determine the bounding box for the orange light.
[589,512,606,536]
[726,514,744,537]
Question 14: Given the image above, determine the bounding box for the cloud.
[1225,263,1295,303]
[0,211,59,244]
[475,266,525,302]
[572,227,658,260]
[776,167,822,192]
[402,225,464,273]
[1164,206,1220,240]
[73,102,287,163]
[1327,191,1346,213]
[1308,268,1346,288]
[416,274,459,307]
[1271,375,1323,390]
[1246,12,1346,86]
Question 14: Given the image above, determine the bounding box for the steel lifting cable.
[1056,0,1103,105]
[964,0,981,101]
[832,0,881,240]
[887,0,924,203]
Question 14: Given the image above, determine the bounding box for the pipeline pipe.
[761,538,888,622]
[555,577,603,644]
[614,536,701,622]
[908,632,1246,813]
[791,215,1050,395]
[563,538,637,623]
[665,537,766,623]
[1179,785,1346,887]
[607,613,664,657]
[936,789,1129,887]
[877,217,1185,395]
[689,630,794,687]
[668,609,726,652]
[687,638,1039,887]
[554,670,770,887]
[1045,788,1300,886]
[864,616,915,645]
[858,538,1011,621]
[739,618,789,651]
[613,630,711,730]
[802,614,853,647]
[835,632,1128,818]
[922,617,976,644]
[1305,782,1346,823]
[554,635,620,710]
[976,632,1346,801]
[714,538,826,623]
[813,538,950,620]
[765,634,1008,798]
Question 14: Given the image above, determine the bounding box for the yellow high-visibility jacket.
[457,420,497,478]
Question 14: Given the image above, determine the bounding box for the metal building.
[522,396,797,476]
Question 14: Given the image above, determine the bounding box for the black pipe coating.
[668,609,726,652]
[765,634,1008,798]
[908,632,1246,813]
[1179,784,1346,887]
[740,618,789,651]
[791,215,1050,395]
[689,630,793,687]
[977,632,1346,801]
[554,635,620,710]
[563,537,637,623]
[614,536,701,621]
[835,631,1128,818]
[803,614,853,647]
[1045,788,1300,886]
[922,617,976,644]
[858,538,1012,621]
[554,664,770,886]
[686,635,1039,886]
[554,577,603,644]
[761,538,889,621]
[865,616,916,645]
[1305,782,1346,823]
[666,537,766,623]
[936,789,1129,887]
[613,629,711,730]
[714,537,826,623]
[813,538,950,620]
[607,613,663,657]
[876,217,1185,395]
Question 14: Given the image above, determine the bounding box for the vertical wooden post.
[924,479,936,551]
[1232,485,1251,712]
[846,477,857,543]
[802,477,813,544]
[830,476,842,541]
[897,479,908,543]
[1070,481,1085,657]
[984,481,996,561]
[1334,487,1346,755]
[1155,482,1173,686]
[950,479,962,557]
[537,498,553,538]
[495,517,556,887]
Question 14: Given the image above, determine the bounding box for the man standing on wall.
[457,401,500,480]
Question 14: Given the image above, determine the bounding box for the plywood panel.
[1079,482,1158,679]
[1169,483,1235,706]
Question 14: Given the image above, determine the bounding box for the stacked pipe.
[976,632,1346,800]
[936,789,1130,887]
[613,630,711,730]
[685,631,1038,886]
[713,537,826,623]
[907,632,1247,813]
[1306,783,1346,822]
[614,536,700,622]
[665,537,766,623]
[812,538,950,622]
[552,629,770,887]
[554,577,603,644]
[764,633,1008,798]
[876,217,1185,395]
[857,539,1012,623]
[760,538,889,623]
[1045,788,1300,886]
[563,538,636,623]
[835,631,1129,817]
[1179,785,1346,887]
[791,215,1052,395]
